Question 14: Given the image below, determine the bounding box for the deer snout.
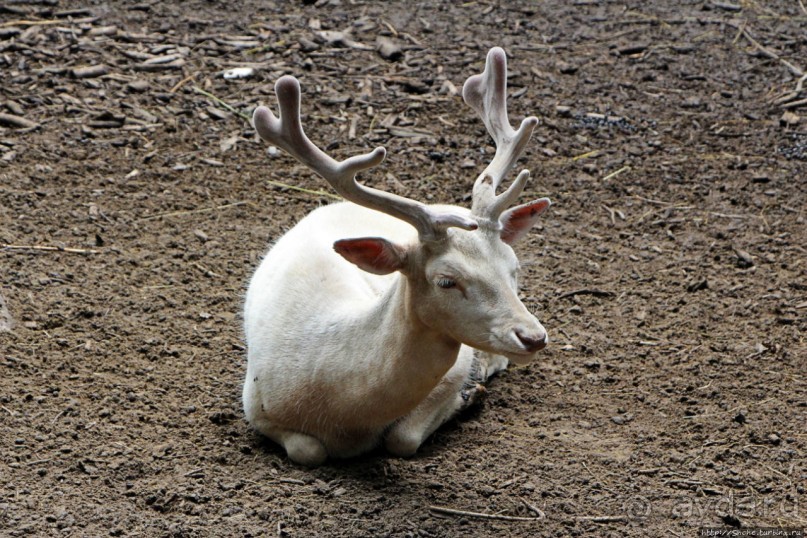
[515,327,548,352]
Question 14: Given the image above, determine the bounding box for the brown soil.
[1,1,805,536]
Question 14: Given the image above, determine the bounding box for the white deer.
[243,47,551,466]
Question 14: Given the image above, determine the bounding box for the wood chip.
[127,79,149,93]
[72,64,109,78]
[733,247,754,268]
[0,113,38,129]
[298,37,319,53]
[88,25,118,36]
[376,36,403,61]
[0,291,13,332]
[0,28,22,39]
[206,107,231,121]
[133,59,185,72]
[316,30,372,50]
[710,1,742,11]
[618,44,649,55]
[142,54,183,65]
[780,111,801,126]
[5,101,24,116]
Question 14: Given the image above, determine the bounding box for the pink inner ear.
[333,238,405,275]
[500,198,551,244]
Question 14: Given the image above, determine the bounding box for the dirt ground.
[1,1,805,536]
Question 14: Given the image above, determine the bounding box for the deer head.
[252,47,551,362]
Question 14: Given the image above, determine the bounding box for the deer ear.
[333,237,407,275]
[499,198,551,245]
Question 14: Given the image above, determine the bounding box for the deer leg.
[385,348,505,457]
[244,388,328,466]
[480,352,509,380]
[251,415,328,466]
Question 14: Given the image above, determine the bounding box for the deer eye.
[436,278,457,289]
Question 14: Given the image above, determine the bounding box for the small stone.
[733,410,747,424]
[611,413,633,425]
[556,61,578,74]
[767,433,781,445]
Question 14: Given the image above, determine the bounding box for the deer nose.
[515,328,548,352]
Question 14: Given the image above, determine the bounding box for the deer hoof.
[460,383,488,409]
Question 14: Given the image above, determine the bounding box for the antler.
[253,76,477,240]
[463,47,539,221]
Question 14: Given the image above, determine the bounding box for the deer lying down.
[243,47,551,466]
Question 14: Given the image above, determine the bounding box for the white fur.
[243,200,547,466]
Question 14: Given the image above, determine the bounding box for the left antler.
[254,76,477,240]
[463,47,539,221]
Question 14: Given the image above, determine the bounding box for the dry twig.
[1,244,99,254]
[577,515,628,523]
[558,289,615,300]
[192,86,251,121]
[429,505,544,522]
[735,26,804,77]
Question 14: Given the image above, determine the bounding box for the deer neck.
[349,274,460,420]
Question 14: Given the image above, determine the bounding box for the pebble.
[777,133,807,159]
[576,113,635,132]
[611,413,634,425]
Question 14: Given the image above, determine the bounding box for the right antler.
[463,47,539,221]
[253,76,477,240]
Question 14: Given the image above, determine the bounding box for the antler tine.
[254,76,477,239]
[463,47,539,220]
